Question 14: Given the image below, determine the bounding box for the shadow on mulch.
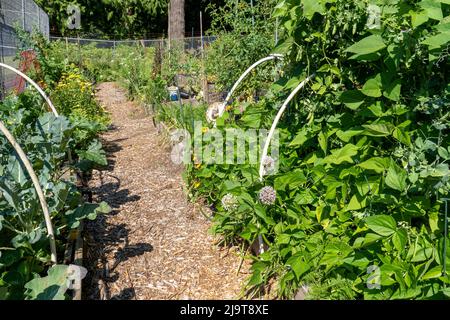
[111,288,136,300]
[84,195,152,300]
[83,138,152,300]
[101,137,126,171]
[90,180,141,212]
[91,138,142,211]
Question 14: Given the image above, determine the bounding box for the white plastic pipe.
[0,120,58,264]
[259,74,315,181]
[0,63,73,162]
[216,54,284,119]
[0,62,62,264]
[0,63,59,117]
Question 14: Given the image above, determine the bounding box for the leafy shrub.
[1,31,111,300]
[0,93,110,300]
[51,66,109,126]
[205,0,278,95]
[177,0,450,300]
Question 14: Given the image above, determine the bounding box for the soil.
[84,82,251,300]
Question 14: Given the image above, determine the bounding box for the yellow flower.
[194,181,201,189]
[195,163,202,169]
[202,127,209,133]
[225,105,233,112]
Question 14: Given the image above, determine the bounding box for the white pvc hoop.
[259,74,315,181]
[0,120,58,264]
[0,63,59,117]
[216,54,284,119]
[0,63,61,264]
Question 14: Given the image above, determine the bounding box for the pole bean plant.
[176,0,450,299]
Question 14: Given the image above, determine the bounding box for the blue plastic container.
[168,86,179,101]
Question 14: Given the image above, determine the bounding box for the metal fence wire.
[49,36,217,51]
[0,0,49,97]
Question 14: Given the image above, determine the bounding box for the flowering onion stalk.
[221,193,239,211]
[259,186,276,205]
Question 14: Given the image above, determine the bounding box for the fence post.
[22,0,26,29]
[37,7,41,31]
[251,0,255,27]
[200,11,209,105]
[275,17,279,45]
[77,34,81,66]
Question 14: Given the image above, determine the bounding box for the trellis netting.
[0,0,49,97]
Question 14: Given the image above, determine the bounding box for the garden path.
[84,82,250,300]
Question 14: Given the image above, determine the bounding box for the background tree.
[168,0,185,42]
[34,0,224,38]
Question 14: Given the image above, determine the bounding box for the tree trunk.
[168,0,185,42]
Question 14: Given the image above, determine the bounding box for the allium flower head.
[221,193,239,211]
[259,186,276,205]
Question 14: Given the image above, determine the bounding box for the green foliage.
[165,0,450,300]
[24,265,69,300]
[36,0,449,301]
[205,0,279,93]
[34,0,168,38]
[1,31,111,300]
[0,93,110,299]
[249,0,449,299]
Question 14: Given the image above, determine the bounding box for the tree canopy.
[35,0,224,39]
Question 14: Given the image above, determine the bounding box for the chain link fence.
[49,35,216,51]
[0,0,49,97]
[49,35,220,102]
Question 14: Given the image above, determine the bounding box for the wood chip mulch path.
[84,82,251,300]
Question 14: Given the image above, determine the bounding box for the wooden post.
[22,0,26,29]
[200,11,209,104]
[275,18,279,45]
[77,34,81,66]
[250,0,255,27]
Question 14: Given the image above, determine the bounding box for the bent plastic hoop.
[259,74,315,181]
[0,63,59,117]
[0,120,58,264]
[0,63,60,264]
[255,74,315,254]
[216,54,284,119]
